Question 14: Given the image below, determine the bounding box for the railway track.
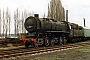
[0,39,22,48]
[0,41,90,59]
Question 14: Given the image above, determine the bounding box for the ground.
[8,45,90,60]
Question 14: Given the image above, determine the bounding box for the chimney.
[83,18,85,27]
[66,10,68,22]
[34,14,39,18]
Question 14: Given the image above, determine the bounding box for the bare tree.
[14,9,33,36]
[2,10,5,37]
[23,10,30,33]
[14,8,19,36]
[0,9,1,36]
[22,11,24,33]
[14,11,17,36]
[5,7,11,37]
[9,13,11,36]
[0,8,34,37]
[62,7,65,21]
[21,10,34,33]
[48,0,65,21]
[14,11,16,36]
[16,8,19,35]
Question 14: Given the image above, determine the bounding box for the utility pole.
[83,18,86,27]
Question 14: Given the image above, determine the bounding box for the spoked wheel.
[62,37,67,44]
[33,43,38,48]
[72,39,75,43]
[44,38,49,46]
[50,39,54,46]
[25,41,30,48]
[59,37,63,45]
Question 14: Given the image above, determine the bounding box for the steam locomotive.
[20,14,88,48]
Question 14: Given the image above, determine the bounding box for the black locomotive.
[20,14,84,48]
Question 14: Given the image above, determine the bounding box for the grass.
[18,45,90,60]
[0,45,24,50]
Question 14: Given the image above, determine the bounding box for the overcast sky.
[0,0,90,27]
[61,0,90,27]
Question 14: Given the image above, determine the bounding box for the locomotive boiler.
[25,16,70,33]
